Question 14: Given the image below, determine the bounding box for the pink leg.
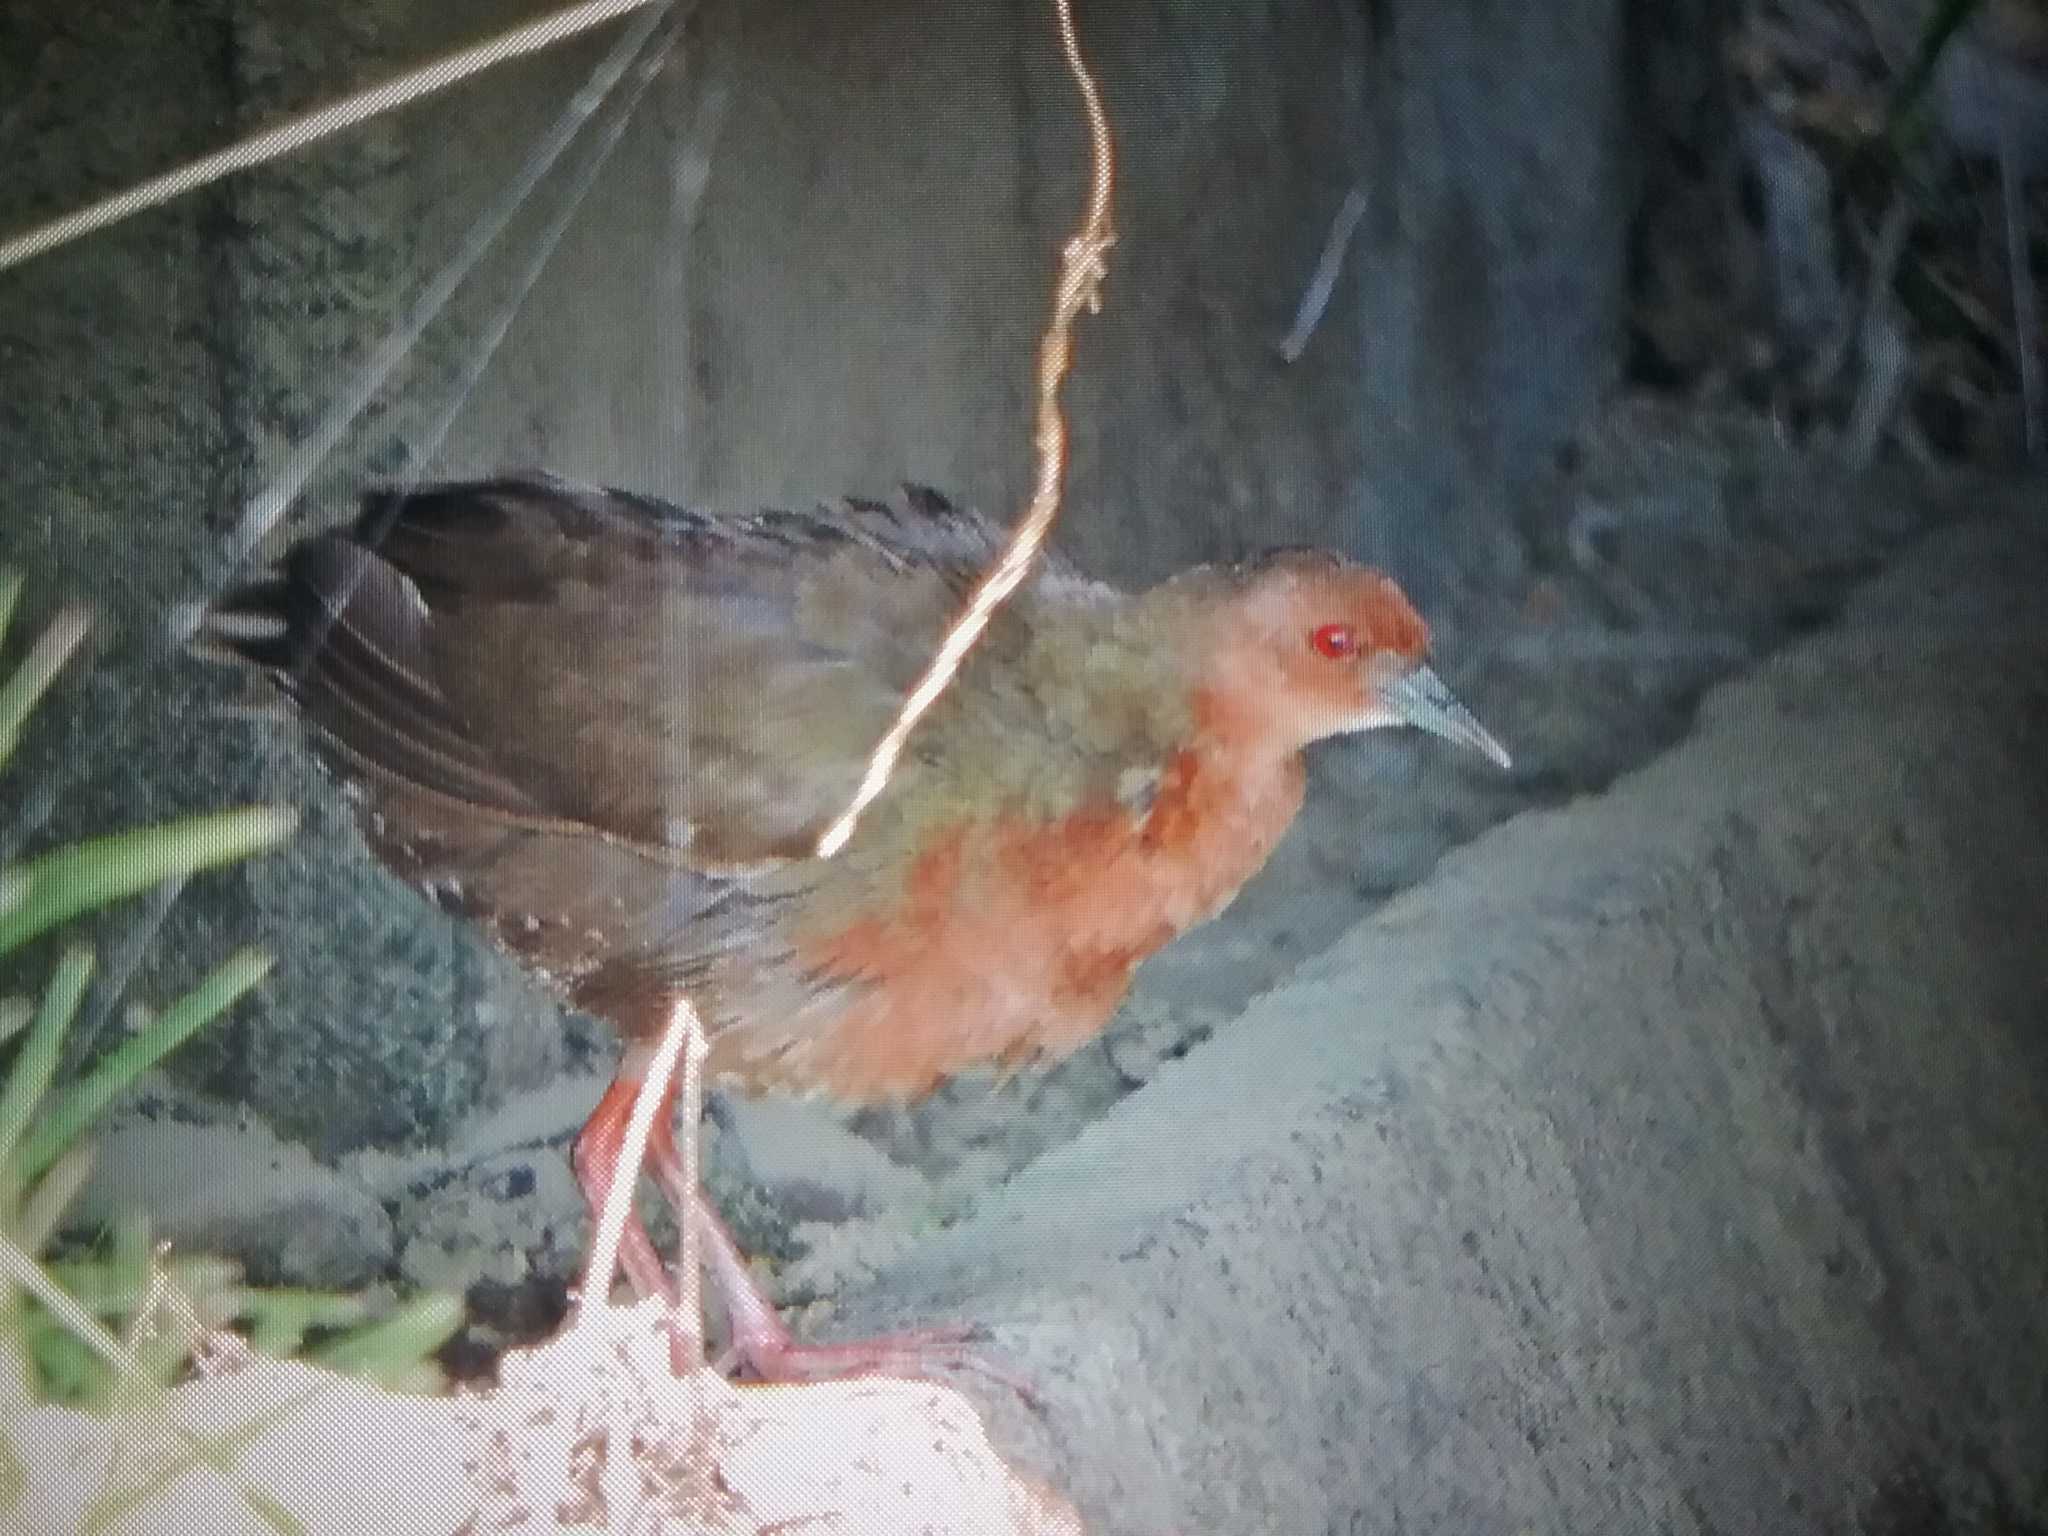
[573,1061,1030,1397]
[570,1072,677,1306]
[642,1106,1032,1398]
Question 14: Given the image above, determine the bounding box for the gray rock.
[73,1078,395,1290]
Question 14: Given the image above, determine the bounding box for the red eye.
[1311,622,1358,659]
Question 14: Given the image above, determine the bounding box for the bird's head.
[1188,550,1510,767]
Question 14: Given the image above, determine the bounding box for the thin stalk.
[0,606,90,773]
[0,948,94,1177]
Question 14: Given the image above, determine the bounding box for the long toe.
[724,1317,1039,1407]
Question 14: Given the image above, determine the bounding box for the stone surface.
[74,1081,396,1289]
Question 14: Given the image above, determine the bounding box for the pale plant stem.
[0,0,671,275]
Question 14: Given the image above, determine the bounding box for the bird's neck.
[1137,689,1309,932]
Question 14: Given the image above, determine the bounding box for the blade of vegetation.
[0,948,94,1178]
[0,566,457,1429]
[12,947,273,1188]
[14,1141,97,1259]
[0,604,91,774]
[0,570,21,649]
[1884,0,1984,143]
[0,807,297,958]
[304,1291,464,1391]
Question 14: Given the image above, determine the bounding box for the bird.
[197,471,1509,1381]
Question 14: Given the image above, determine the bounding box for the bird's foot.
[578,1071,1040,1401]
[687,1186,1036,1402]
[716,1312,1038,1406]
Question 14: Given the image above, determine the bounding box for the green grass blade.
[1884,0,1984,143]
[13,948,273,1187]
[0,569,22,652]
[240,1287,377,1354]
[303,1291,462,1389]
[0,573,20,651]
[0,807,296,958]
[0,605,90,775]
[47,1255,242,1320]
[0,948,93,1177]
[13,1140,96,1257]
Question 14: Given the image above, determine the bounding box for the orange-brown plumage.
[201,472,1506,1378]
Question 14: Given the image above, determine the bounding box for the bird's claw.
[720,1318,1040,1409]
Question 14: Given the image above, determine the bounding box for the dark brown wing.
[212,474,1092,858]
[197,473,1105,1029]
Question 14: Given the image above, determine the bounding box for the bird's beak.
[1381,663,1512,770]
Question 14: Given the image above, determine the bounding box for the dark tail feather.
[190,534,417,686]
[187,572,299,670]
[188,531,537,812]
